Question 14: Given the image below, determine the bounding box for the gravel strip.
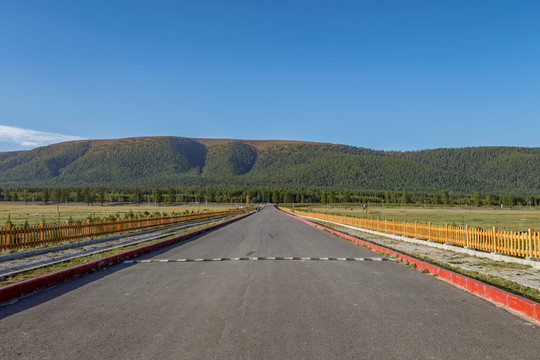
[0,216,235,279]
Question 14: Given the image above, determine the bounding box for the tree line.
[0,186,538,208]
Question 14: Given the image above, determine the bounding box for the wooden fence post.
[493,227,498,253]
[6,223,11,248]
[528,228,533,258]
[39,222,44,246]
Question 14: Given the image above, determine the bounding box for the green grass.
[0,202,240,226]
[301,205,540,232]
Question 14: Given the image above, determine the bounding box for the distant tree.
[42,188,50,204]
[473,192,483,207]
[272,190,281,204]
[283,191,293,203]
[98,186,106,206]
[84,187,95,206]
[442,191,450,206]
[153,187,163,205]
[503,194,515,208]
[133,187,143,205]
[207,187,216,203]
[167,188,176,204]
[53,188,63,203]
[328,191,336,204]
[401,191,411,204]
[75,188,84,202]
[23,189,30,205]
[196,188,204,203]
[0,187,3,201]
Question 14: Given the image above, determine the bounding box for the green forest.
[0,137,539,198]
[0,186,537,209]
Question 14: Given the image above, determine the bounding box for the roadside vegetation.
[300,205,540,233]
[0,203,238,227]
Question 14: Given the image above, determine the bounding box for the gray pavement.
[0,206,539,359]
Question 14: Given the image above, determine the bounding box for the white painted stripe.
[125,256,388,264]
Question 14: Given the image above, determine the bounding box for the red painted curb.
[279,208,540,323]
[0,212,252,305]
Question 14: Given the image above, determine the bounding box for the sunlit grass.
[300,205,540,232]
[0,202,241,226]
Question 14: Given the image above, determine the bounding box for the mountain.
[0,136,538,195]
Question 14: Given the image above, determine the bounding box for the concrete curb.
[297,216,540,270]
[0,212,252,305]
[0,216,230,262]
[279,208,540,323]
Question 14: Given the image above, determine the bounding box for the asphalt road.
[1,206,539,359]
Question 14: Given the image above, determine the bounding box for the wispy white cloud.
[0,125,85,148]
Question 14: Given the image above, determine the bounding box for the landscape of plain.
[1,1,540,358]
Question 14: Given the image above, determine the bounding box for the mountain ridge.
[0,136,538,195]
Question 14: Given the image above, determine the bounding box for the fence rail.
[0,209,249,251]
[283,208,539,259]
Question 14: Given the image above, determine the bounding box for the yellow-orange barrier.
[282,208,539,259]
[0,209,250,251]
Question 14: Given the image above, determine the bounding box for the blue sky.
[1,1,539,151]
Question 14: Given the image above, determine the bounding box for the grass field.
[0,202,242,226]
[298,205,540,232]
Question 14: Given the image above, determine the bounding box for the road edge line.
[278,207,540,323]
[0,212,253,305]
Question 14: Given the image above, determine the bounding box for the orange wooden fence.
[284,208,539,259]
[0,209,248,251]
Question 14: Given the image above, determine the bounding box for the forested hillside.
[0,137,538,195]
[395,147,540,194]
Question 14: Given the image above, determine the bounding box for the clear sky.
[1,1,539,152]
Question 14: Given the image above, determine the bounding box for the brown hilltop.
[192,138,326,150]
[51,136,326,150]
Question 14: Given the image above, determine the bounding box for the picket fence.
[285,208,539,259]
[0,209,247,251]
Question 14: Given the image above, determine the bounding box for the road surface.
[1,206,539,359]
